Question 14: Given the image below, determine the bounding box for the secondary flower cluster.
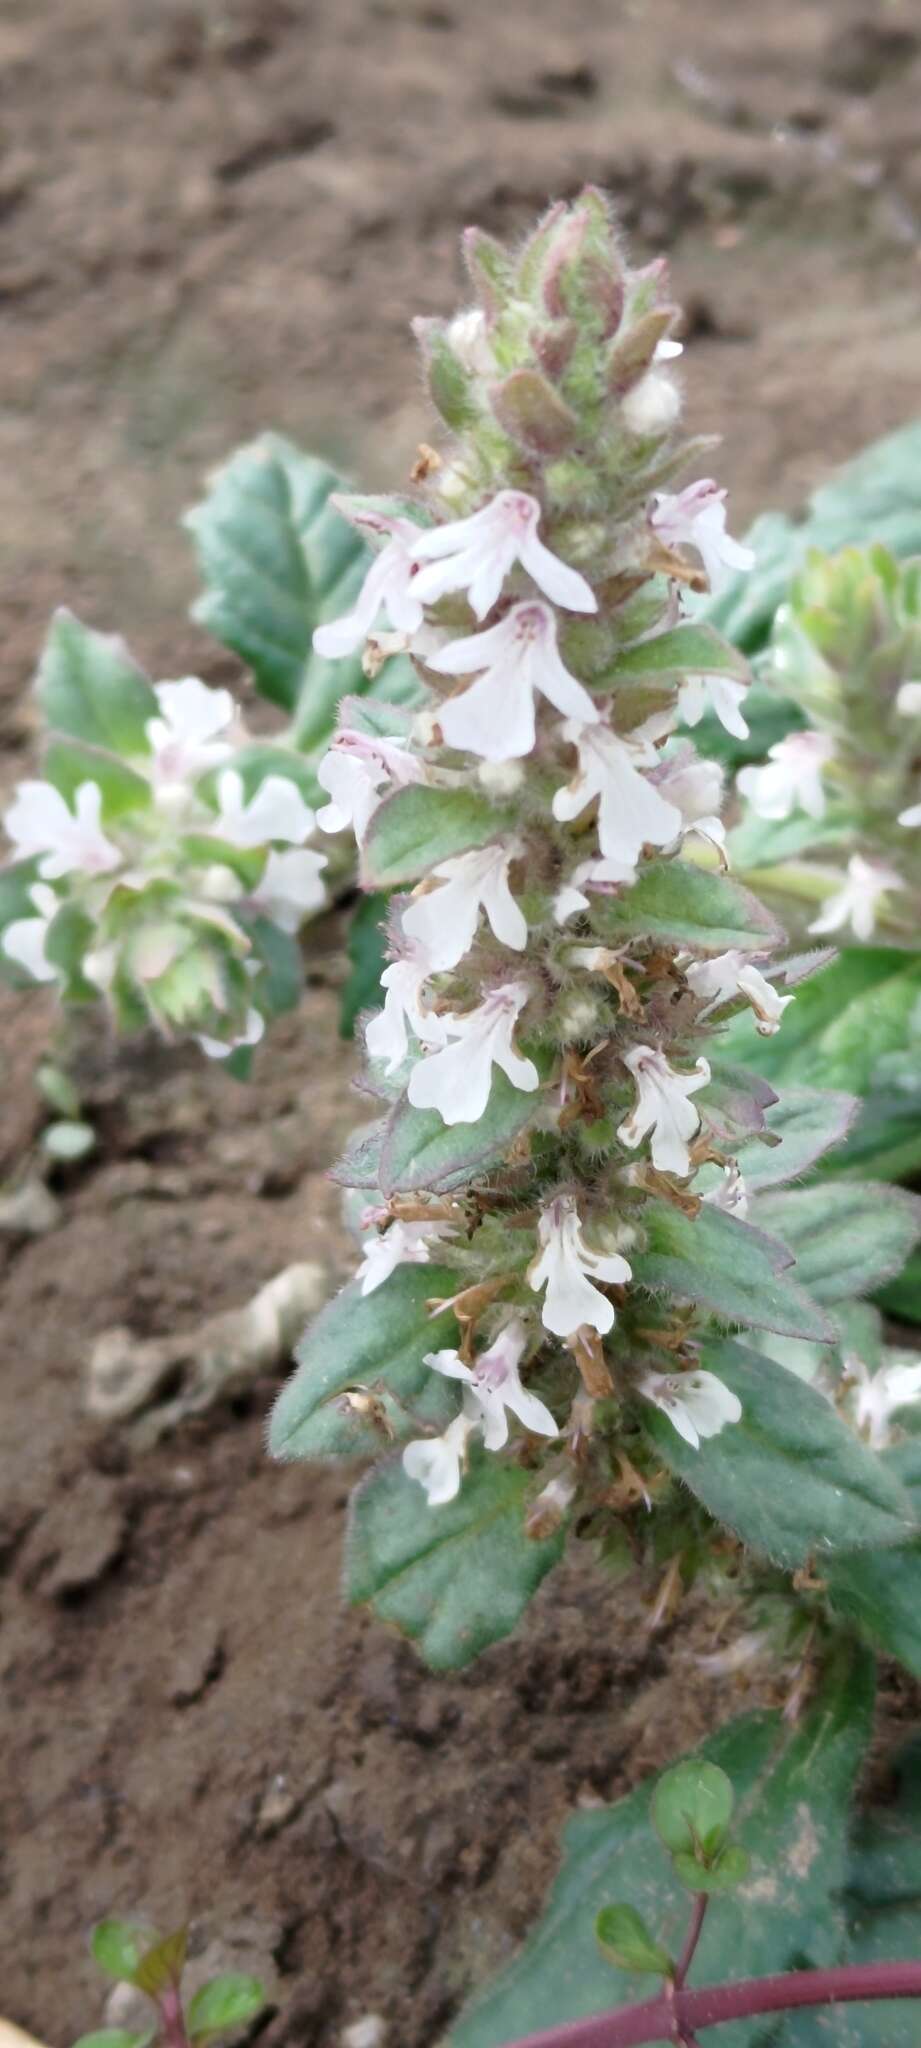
[311,191,796,1517]
[734,546,921,943]
[1,652,327,1055]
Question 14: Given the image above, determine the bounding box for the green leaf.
[632,1200,836,1342]
[328,1117,387,1190]
[595,860,782,953]
[269,1265,462,1461]
[340,893,389,1038]
[187,1974,266,2037]
[724,947,921,1093]
[877,1247,921,1324]
[379,1066,540,1195]
[184,434,417,733]
[449,1645,874,2047]
[238,912,303,1018]
[37,610,158,755]
[672,1843,751,1894]
[826,1441,921,1678]
[751,1183,921,1304]
[90,1920,150,1984]
[731,1085,858,1190]
[600,621,750,688]
[346,1445,565,1671]
[132,1929,188,1998]
[647,1337,915,1566]
[361,786,510,888]
[652,1760,734,1856]
[594,1904,670,1976]
[43,737,152,819]
[73,2031,151,2048]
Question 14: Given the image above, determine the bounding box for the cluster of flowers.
[1,665,327,1055]
[735,547,921,942]
[309,191,800,1512]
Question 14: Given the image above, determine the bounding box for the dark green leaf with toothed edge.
[269,1265,462,1461]
[346,1446,565,1672]
[361,785,512,888]
[37,611,158,756]
[646,1338,915,1567]
[598,621,750,689]
[184,434,417,734]
[450,1645,874,2048]
[632,1201,836,1343]
[379,1066,541,1194]
[751,1183,921,1304]
[594,860,782,953]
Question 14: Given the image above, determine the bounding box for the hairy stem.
[504,1960,921,2048]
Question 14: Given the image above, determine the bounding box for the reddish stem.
[503,1960,921,2048]
[673,1895,708,1990]
[158,1985,191,2048]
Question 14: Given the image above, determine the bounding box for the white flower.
[410,489,597,619]
[552,720,682,867]
[703,1162,749,1218]
[900,801,921,828]
[621,370,681,437]
[402,841,527,969]
[640,1369,741,1449]
[425,1318,557,1448]
[428,601,599,761]
[529,1193,632,1338]
[365,952,447,1074]
[809,854,904,943]
[655,751,726,855]
[315,729,420,841]
[196,1006,265,1061]
[446,307,495,376]
[312,513,425,659]
[679,673,750,741]
[4,779,121,880]
[847,1352,921,1450]
[737,732,833,822]
[214,770,317,849]
[1,881,60,982]
[402,1403,481,1506]
[250,847,327,931]
[357,1218,456,1296]
[146,677,236,786]
[406,980,538,1126]
[654,338,683,362]
[650,481,754,594]
[896,682,921,717]
[684,951,794,1036]
[618,1044,710,1176]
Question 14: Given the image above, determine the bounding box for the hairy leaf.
[595,860,782,953]
[37,610,158,756]
[269,1265,462,1461]
[361,785,510,887]
[379,1068,539,1194]
[646,1338,915,1566]
[347,1446,565,1671]
[633,1201,835,1343]
[752,1183,921,1304]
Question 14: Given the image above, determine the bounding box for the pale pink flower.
[365,951,447,1074]
[809,854,905,943]
[679,673,750,741]
[619,1044,710,1176]
[406,980,538,1126]
[737,732,833,822]
[214,769,317,848]
[425,1318,557,1449]
[313,514,425,658]
[357,1218,457,1296]
[410,490,597,619]
[684,951,794,1036]
[552,720,682,867]
[402,1403,481,1506]
[428,602,599,761]
[641,1369,741,1449]
[315,729,420,841]
[402,841,527,969]
[146,677,237,787]
[4,779,121,881]
[651,481,754,594]
[529,1193,632,1338]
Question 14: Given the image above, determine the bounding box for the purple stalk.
[503,1960,921,2048]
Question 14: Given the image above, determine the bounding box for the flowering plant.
[719,545,921,1238]
[269,190,921,1676]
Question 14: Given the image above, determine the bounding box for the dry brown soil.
[2,2,921,2042]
